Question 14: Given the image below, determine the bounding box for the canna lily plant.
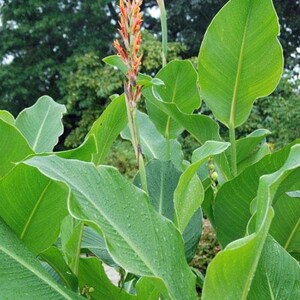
[0,0,299,299]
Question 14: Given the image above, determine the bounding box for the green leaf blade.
[24,156,197,300]
[0,218,83,300]
[15,96,66,152]
[199,0,283,128]
[0,164,69,254]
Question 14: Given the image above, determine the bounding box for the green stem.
[158,0,168,67]
[158,0,171,159]
[229,123,237,177]
[125,98,148,194]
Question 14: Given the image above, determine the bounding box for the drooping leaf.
[39,246,78,291]
[215,140,299,247]
[143,60,201,138]
[121,111,184,169]
[0,218,83,299]
[87,95,127,165]
[198,0,283,128]
[174,141,230,232]
[24,155,196,300]
[0,164,69,254]
[15,96,66,152]
[202,144,300,299]
[78,257,135,300]
[0,119,34,179]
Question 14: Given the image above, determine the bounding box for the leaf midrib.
[64,170,158,278]
[229,9,250,128]
[20,180,52,240]
[284,217,300,250]
[32,105,51,150]
[0,245,74,299]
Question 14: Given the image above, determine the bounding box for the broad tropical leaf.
[270,179,300,256]
[0,119,34,179]
[87,95,127,165]
[215,140,299,247]
[39,246,78,291]
[0,164,69,254]
[174,141,230,232]
[122,111,184,169]
[134,160,202,262]
[198,0,283,128]
[202,144,300,299]
[15,96,66,152]
[25,155,197,300]
[249,235,300,299]
[0,218,83,299]
[143,60,201,138]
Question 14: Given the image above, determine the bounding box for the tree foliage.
[0,0,114,114]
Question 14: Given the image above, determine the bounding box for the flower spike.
[114,0,143,106]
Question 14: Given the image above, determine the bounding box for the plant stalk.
[158,0,168,67]
[229,123,237,177]
[158,0,171,160]
[125,97,148,194]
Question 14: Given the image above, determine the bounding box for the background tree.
[0,0,113,115]
[0,0,299,152]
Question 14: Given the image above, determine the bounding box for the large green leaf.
[270,180,300,256]
[15,96,66,152]
[81,226,116,267]
[24,155,196,299]
[78,257,135,300]
[174,141,230,232]
[198,0,283,128]
[141,97,233,181]
[202,144,300,299]
[87,95,127,165]
[249,235,300,299]
[143,60,201,138]
[214,141,298,247]
[0,119,34,179]
[134,160,202,262]
[39,246,78,291]
[0,164,69,254]
[122,111,184,169]
[0,218,83,299]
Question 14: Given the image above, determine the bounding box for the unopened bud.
[211,171,218,181]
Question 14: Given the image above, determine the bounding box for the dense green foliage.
[0,0,114,115]
[0,0,299,299]
[0,1,299,148]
